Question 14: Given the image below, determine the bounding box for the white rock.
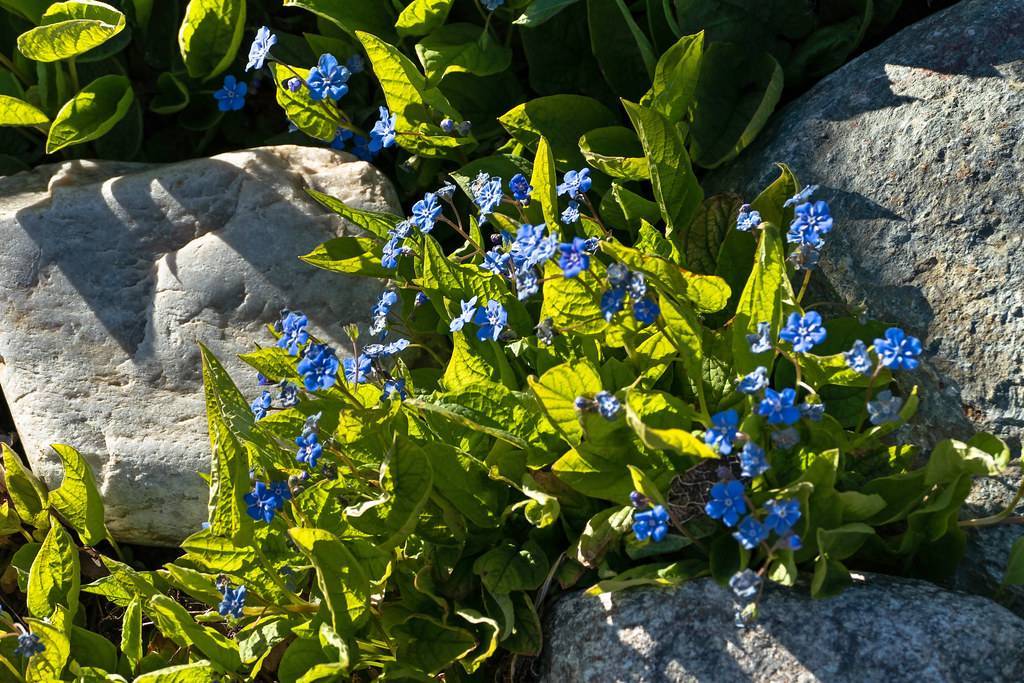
[0,145,400,544]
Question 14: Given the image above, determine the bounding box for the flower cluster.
[450,298,508,342]
[574,391,622,420]
[600,263,660,325]
[244,479,290,523]
[14,629,44,658]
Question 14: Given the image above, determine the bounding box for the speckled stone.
[539,575,1024,682]
[704,0,1024,454]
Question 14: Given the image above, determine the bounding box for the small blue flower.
[450,296,479,332]
[307,54,350,101]
[600,288,627,321]
[733,515,769,549]
[779,531,803,550]
[473,300,507,342]
[799,401,824,421]
[346,54,365,73]
[250,391,272,420]
[277,311,309,355]
[736,204,762,232]
[415,291,429,307]
[371,290,399,336]
[383,378,407,400]
[867,390,904,425]
[844,339,873,375]
[369,106,397,152]
[391,220,413,240]
[511,223,556,269]
[783,184,819,208]
[873,327,922,371]
[474,177,504,218]
[771,427,801,450]
[329,128,353,152]
[383,338,410,356]
[483,0,505,9]
[481,248,512,275]
[257,373,273,386]
[244,481,278,523]
[763,498,801,534]
[246,27,277,71]
[574,396,594,411]
[738,366,769,395]
[411,192,442,233]
[787,243,820,271]
[556,168,592,198]
[278,381,300,407]
[747,321,772,354]
[516,268,539,301]
[705,480,747,527]
[302,411,322,435]
[779,311,827,353]
[729,569,761,599]
[381,236,405,270]
[509,174,533,204]
[297,344,339,391]
[607,263,630,288]
[296,432,323,468]
[739,442,769,478]
[633,505,670,543]
[787,200,833,248]
[705,410,739,455]
[626,272,647,301]
[214,75,247,111]
[558,238,591,278]
[632,298,660,326]
[270,480,292,509]
[218,583,246,619]
[343,354,372,384]
[15,631,44,657]
[436,182,456,199]
[350,135,377,162]
[440,117,455,133]
[757,388,800,425]
[595,391,621,420]
[561,201,580,224]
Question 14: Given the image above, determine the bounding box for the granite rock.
[0,145,399,544]
[539,575,1024,682]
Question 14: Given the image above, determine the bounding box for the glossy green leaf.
[46,74,134,153]
[147,594,242,672]
[17,1,127,62]
[539,260,607,334]
[121,597,143,671]
[678,194,743,275]
[0,94,49,126]
[300,236,391,278]
[498,94,617,168]
[2,443,50,528]
[150,72,190,114]
[178,0,246,79]
[514,0,582,26]
[286,0,395,42]
[588,0,655,100]
[579,126,648,180]
[529,359,603,446]
[289,527,373,635]
[396,0,453,37]
[473,540,549,594]
[530,135,561,232]
[25,607,71,683]
[27,524,80,619]
[731,223,791,374]
[624,389,714,458]
[391,615,478,675]
[47,444,108,546]
[416,24,512,84]
[305,188,401,239]
[641,31,703,123]
[133,661,217,682]
[271,64,339,142]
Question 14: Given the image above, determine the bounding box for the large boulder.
[539,575,1024,682]
[0,145,399,544]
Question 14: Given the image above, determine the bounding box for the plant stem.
[67,58,79,94]
[960,474,1024,528]
[795,269,812,304]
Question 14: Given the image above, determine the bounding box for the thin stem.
[67,58,79,94]
[960,475,1024,528]
[438,215,484,256]
[580,194,611,237]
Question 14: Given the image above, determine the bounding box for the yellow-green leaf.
[731,222,792,374]
[529,359,602,446]
[530,135,560,235]
[121,597,143,671]
[0,94,49,126]
[2,443,50,528]
[271,63,338,141]
[178,0,245,79]
[17,1,126,62]
[25,607,71,683]
[147,594,242,672]
[47,443,108,546]
[288,527,374,635]
[396,0,453,37]
[46,73,134,153]
[27,523,80,619]
[133,661,217,682]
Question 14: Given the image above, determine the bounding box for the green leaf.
[731,223,792,374]
[147,594,242,672]
[27,523,80,619]
[498,94,617,168]
[587,0,655,100]
[391,615,478,675]
[514,0,582,26]
[47,444,108,546]
[0,0,49,23]
[553,443,638,501]
[177,0,246,79]
[121,597,143,671]
[1003,537,1024,586]
[624,389,714,459]
[502,591,543,655]
[529,359,603,446]
[133,661,217,682]
[45,74,134,153]
[416,24,512,84]
[300,236,391,278]
[518,473,561,528]
[473,540,549,594]
[621,100,702,247]
[70,625,118,672]
[678,194,743,275]
[689,43,783,168]
[530,135,560,232]
[573,505,631,567]
[585,560,704,594]
[539,260,607,334]
[609,182,662,232]
[271,64,339,142]
[0,94,49,126]
[150,72,190,114]
[305,188,401,239]
[578,126,648,180]
[17,1,127,62]
[641,31,704,123]
[2,443,50,528]
[424,441,506,528]
[25,607,71,683]
[396,0,453,37]
[237,347,301,385]
[286,0,395,42]
[289,527,374,635]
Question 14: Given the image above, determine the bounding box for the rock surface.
[705,0,1024,454]
[539,575,1024,682]
[0,145,399,544]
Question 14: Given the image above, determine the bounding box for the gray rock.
[539,575,1024,682]
[0,145,399,544]
[704,0,1024,453]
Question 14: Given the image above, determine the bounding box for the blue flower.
[381,236,405,269]
[738,366,769,394]
[450,296,479,332]
[705,410,739,455]
[277,311,309,355]
[729,569,761,599]
[705,480,747,527]
[250,391,272,420]
[369,107,397,152]
[278,381,300,407]
[383,338,410,356]
[800,401,824,421]
[244,481,278,523]
[483,0,505,9]
[474,177,504,218]
[415,291,429,307]
[787,243,820,271]
[509,174,533,204]
[844,339,873,375]
[779,311,827,353]
[606,263,630,288]
[371,290,399,336]
[763,498,801,534]
[757,388,800,425]
[867,390,903,425]
[350,135,377,161]
[297,344,339,391]
[556,168,592,198]
[307,54,350,101]
[516,268,539,301]
[873,327,922,371]
[595,391,621,420]
[296,432,323,468]
[15,631,44,657]
[574,396,594,411]
[733,515,769,549]
[329,127,353,151]
[739,442,769,478]
[601,288,627,321]
[511,223,556,269]
[302,411,322,435]
[747,321,772,354]
[473,300,507,342]
[632,297,660,326]
[771,427,800,450]
[481,248,511,275]
[783,184,819,208]
[213,75,247,111]
[391,220,413,240]
[346,54,365,73]
[626,272,647,301]
[218,584,246,619]
[246,27,277,71]
[787,200,833,248]
[343,354,372,384]
[736,204,762,231]
[411,192,442,233]
[558,238,591,278]
[257,373,272,386]
[440,117,455,134]
[779,531,803,550]
[383,378,407,400]
[561,201,580,224]
[270,480,292,509]
[633,505,670,542]
[436,182,456,199]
